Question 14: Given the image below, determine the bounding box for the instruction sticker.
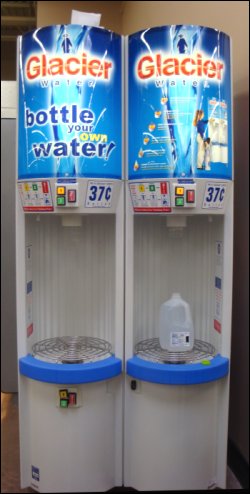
[129,181,171,212]
[26,246,33,337]
[32,466,40,482]
[18,181,53,211]
[214,241,223,333]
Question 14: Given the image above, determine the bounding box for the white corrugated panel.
[133,215,223,352]
[26,214,116,347]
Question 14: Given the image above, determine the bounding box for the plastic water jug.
[159,293,194,352]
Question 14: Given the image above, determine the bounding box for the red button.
[42,181,49,193]
[160,182,168,194]
[186,190,195,203]
[68,393,77,405]
[68,189,76,202]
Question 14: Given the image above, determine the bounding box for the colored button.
[68,189,76,203]
[68,393,77,406]
[42,181,49,193]
[32,184,38,191]
[175,197,184,206]
[57,196,66,206]
[160,182,168,194]
[57,186,66,195]
[59,389,68,399]
[60,399,68,408]
[186,189,195,203]
[149,184,155,192]
[175,187,184,196]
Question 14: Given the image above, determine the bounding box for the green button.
[32,184,38,191]
[149,184,155,192]
[201,359,211,366]
[60,399,68,408]
[175,197,184,206]
[57,196,66,206]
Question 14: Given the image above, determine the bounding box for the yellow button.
[176,187,184,196]
[139,185,145,192]
[57,186,65,195]
[59,390,68,399]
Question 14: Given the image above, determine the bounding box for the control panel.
[56,183,78,208]
[18,179,120,213]
[58,388,80,408]
[171,183,196,208]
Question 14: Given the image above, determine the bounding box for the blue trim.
[19,354,122,384]
[126,355,229,385]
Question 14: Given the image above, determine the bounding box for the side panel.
[1,115,18,392]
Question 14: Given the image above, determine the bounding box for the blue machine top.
[18,25,122,180]
[128,25,232,180]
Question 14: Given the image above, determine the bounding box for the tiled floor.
[1,392,243,492]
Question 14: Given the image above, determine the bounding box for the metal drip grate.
[134,338,216,364]
[32,336,113,364]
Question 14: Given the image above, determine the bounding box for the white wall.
[121,1,249,96]
[37,1,123,33]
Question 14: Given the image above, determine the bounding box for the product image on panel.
[128,25,232,180]
[16,25,123,493]
[125,25,233,492]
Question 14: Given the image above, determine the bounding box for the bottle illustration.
[159,293,194,352]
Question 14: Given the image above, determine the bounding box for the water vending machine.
[124,26,233,491]
[16,25,123,492]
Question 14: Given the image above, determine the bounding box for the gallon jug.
[159,293,194,352]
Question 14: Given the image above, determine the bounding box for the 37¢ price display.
[202,183,227,209]
[85,181,113,208]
